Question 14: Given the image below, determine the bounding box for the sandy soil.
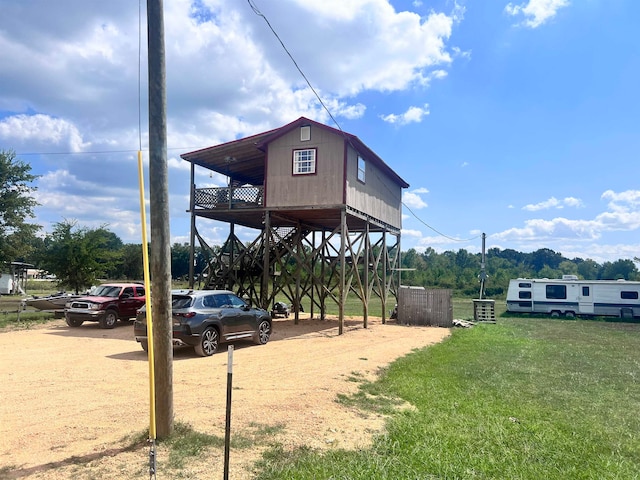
[0,315,449,479]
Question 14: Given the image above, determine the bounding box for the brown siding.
[345,146,403,229]
[266,126,345,207]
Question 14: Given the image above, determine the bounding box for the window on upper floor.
[293,148,316,175]
[357,155,366,183]
[300,125,311,141]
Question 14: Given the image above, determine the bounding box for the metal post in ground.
[223,345,234,480]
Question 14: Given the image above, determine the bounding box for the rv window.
[621,291,639,300]
[519,291,532,299]
[546,284,566,299]
[518,282,531,288]
[582,286,590,296]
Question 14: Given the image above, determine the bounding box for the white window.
[357,155,366,183]
[293,149,316,175]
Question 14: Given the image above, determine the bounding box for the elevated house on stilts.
[181,117,409,334]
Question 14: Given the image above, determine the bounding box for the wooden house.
[181,117,409,332]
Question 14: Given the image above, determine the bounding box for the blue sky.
[0,0,638,263]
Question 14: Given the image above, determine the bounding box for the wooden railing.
[194,186,264,209]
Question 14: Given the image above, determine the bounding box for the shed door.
[578,285,594,314]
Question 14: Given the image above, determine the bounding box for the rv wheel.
[550,311,560,318]
[565,311,575,319]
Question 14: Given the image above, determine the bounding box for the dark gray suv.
[133,290,272,356]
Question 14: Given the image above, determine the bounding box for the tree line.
[399,247,640,297]
[2,149,639,296]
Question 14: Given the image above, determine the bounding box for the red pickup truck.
[64,283,146,329]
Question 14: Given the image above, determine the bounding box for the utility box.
[473,299,496,322]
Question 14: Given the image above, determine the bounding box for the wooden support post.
[339,209,346,335]
[262,211,270,310]
[363,221,369,329]
[188,163,195,289]
[382,230,387,324]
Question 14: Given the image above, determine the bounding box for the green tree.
[576,258,600,280]
[0,150,40,263]
[528,248,563,273]
[600,259,639,280]
[558,260,578,277]
[118,243,144,280]
[171,243,191,280]
[37,220,123,293]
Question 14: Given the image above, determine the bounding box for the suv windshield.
[90,285,122,297]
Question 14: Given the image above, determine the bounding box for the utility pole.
[479,233,487,300]
[147,0,173,438]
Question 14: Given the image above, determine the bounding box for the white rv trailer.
[506,276,640,318]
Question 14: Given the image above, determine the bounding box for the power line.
[247,0,343,133]
[248,0,477,245]
[402,201,482,243]
[15,146,207,156]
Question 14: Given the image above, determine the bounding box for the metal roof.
[180,117,409,189]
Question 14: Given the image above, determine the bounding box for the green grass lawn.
[255,316,640,479]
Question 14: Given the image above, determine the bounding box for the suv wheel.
[195,328,219,356]
[100,310,118,329]
[256,320,271,345]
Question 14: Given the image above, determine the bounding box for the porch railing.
[194,186,263,209]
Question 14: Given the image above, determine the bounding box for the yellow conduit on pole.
[138,151,157,441]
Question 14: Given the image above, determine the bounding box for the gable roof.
[180,117,409,188]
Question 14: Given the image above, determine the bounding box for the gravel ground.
[0,315,449,479]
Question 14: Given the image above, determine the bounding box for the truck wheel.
[100,310,118,329]
[66,317,84,327]
[195,328,219,356]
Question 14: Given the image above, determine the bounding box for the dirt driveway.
[0,315,449,479]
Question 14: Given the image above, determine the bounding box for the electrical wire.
[247,0,344,133]
[247,0,478,245]
[402,201,482,242]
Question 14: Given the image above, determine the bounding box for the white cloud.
[403,189,428,209]
[522,196,583,211]
[522,196,560,211]
[380,104,430,125]
[401,228,423,238]
[563,196,584,208]
[495,190,640,246]
[504,0,569,28]
[602,189,640,211]
[0,114,89,153]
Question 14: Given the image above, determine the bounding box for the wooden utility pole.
[147,0,173,438]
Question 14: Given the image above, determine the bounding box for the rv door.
[578,284,594,314]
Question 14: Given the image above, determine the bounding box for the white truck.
[506,275,640,318]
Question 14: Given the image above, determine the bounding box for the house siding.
[264,122,403,230]
[345,146,403,229]
[266,126,345,208]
